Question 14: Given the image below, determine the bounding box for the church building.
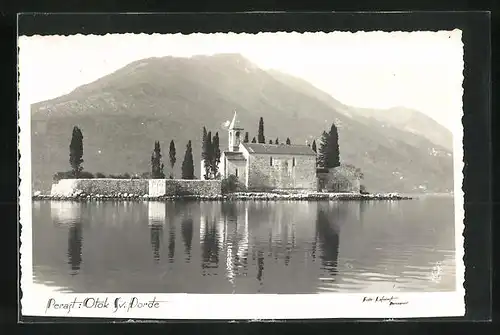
[202,111,318,191]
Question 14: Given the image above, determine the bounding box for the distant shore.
[32,191,413,201]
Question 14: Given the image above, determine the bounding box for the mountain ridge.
[31,54,454,194]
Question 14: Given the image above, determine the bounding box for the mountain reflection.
[33,197,456,293]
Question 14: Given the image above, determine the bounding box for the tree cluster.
[151,141,165,179]
[318,122,341,169]
[201,126,222,179]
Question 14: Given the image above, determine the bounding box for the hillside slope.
[31,54,454,193]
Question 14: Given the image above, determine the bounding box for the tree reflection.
[67,222,83,274]
[181,218,193,261]
[315,206,340,275]
[256,250,264,283]
[150,224,163,263]
[201,216,219,270]
[168,223,176,263]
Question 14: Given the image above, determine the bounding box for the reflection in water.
[181,218,193,261]
[34,197,456,293]
[51,201,82,225]
[201,215,220,272]
[148,202,166,263]
[67,222,83,273]
[316,205,340,275]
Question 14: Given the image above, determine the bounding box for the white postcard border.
[19,30,465,320]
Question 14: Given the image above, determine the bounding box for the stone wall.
[51,178,149,196]
[317,165,361,193]
[247,154,317,191]
[148,179,222,196]
[50,178,221,197]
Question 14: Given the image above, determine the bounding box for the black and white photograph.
[19,27,465,319]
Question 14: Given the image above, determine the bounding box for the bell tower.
[228,111,244,152]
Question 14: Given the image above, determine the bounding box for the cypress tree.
[169,140,176,179]
[182,140,195,179]
[275,138,279,144]
[286,137,291,145]
[212,132,221,178]
[251,137,257,143]
[202,127,209,179]
[151,141,165,179]
[269,140,273,144]
[204,131,212,179]
[328,123,341,168]
[311,139,317,153]
[69,126,84,178]
[243,132,249,143]
[318,123,341,169]
[318,131,330,168]
[257,117,265,143]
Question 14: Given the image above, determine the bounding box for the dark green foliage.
[69,126,84,178]
[151,141,165,179]
[95,172,106,178]
[169,140,176,179]
[318,123,341,168]
[360,184,369,194]
[53,170,93,181]
[244,132,249,143]
[202,127,209,178]
[269,140,273,144]
[251,137,257,143]
[204,131,212,179]
[182,140,195,179]
[221,174,246,194]
[311,140,317,153]
[212,132,221,179]
[275,138,279,144]
[141,172,152,179]
[257,117,265,143]
[286,137,291,145]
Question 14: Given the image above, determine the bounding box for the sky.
[18,31,463,131]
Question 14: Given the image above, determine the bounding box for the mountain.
[30,53,454,194]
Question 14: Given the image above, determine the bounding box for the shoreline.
[32,191,413,202]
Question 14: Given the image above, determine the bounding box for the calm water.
[32,197,456,294]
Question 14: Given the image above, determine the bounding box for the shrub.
[141,172,152,179]
[53,170,94,181]
[360,184,369,194]
[221,174,246,194]
[95,172,106,178]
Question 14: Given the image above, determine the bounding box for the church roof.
[243,143,316,156]
[229,111,243,130]
[223,151,246,161]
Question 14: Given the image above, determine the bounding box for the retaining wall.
[148,179,221,196]
[50,178,221,197]
[51,179,149,196]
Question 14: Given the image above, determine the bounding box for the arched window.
[292,157,296,167]
[270,157,273,166]
[235,168,238,177]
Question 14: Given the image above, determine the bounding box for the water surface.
[32,197,456,293]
